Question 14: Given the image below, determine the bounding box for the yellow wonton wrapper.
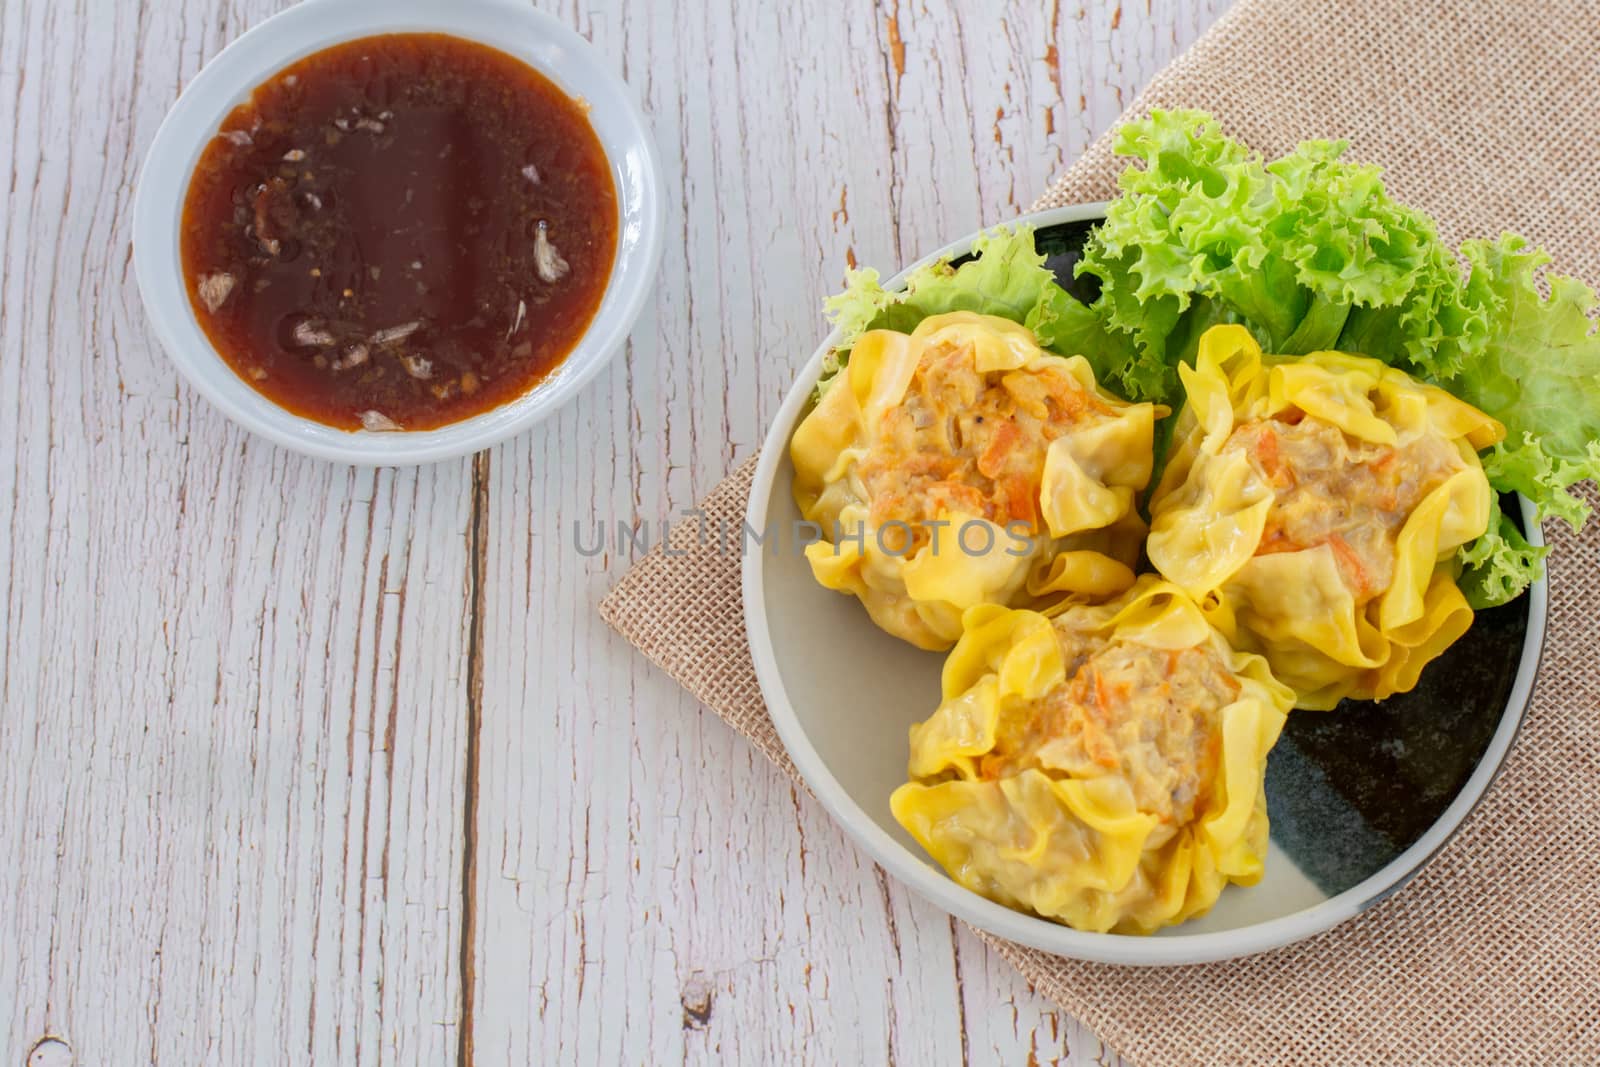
[890,576,1295,934]
[790,311,1161,650]
[1146,325,1504,709]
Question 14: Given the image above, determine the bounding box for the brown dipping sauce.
[181,33,618,431]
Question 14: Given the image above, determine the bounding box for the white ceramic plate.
[742,202,1548,965]
[133,0,664,465]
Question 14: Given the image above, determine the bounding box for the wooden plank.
[470,1,1227,1064]
[0,1,472,1063]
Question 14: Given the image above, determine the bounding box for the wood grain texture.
[1,0,1226,1064]
[471,2,1226,1065]
[1,1,472,1064]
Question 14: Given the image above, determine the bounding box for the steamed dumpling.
[1146,325,1504,709]
[890,577,1294,934]
[790,311,1162,650]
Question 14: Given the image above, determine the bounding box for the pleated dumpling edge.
[1146,325,1503,709]
[790,311,1163,651]
[891,576,1295,935]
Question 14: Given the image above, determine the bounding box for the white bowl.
[133,0,664,465]
[742,202,1548,965]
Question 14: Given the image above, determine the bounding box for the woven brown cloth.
[600,1,1600,1062]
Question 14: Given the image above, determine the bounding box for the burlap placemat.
[601,1,1600,1062]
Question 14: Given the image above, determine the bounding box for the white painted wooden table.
[1,1,1227,1063]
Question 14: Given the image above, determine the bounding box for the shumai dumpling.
[1146,324,1504,710]
[790,311,1162,650]
[890,576,1295,934]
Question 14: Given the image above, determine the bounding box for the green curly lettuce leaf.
[1457,494,1550,610]
[1074,110,1491,400]
[1448,236,1600,603]
[1482,436,1600,533]
[1455,236,1600,470]
[1455,436,1600,609]
[1024,283,1151,399]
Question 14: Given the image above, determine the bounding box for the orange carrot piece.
[1255,524,1299,555]
[1254,427,1293,486]
[977,420,1021,478]
[1003,473,1037,524]
[1327,532,1370,595]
